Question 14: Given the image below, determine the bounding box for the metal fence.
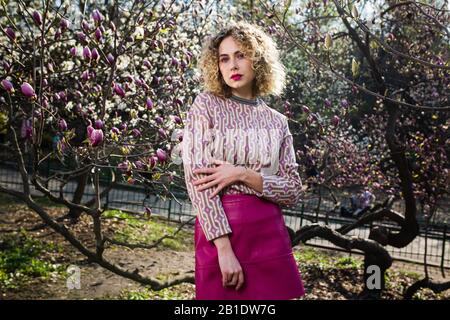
[0,160,449,275]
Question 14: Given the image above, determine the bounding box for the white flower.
[118,102,127,110]
[61,60,75,71]
[116,55,131,71]
[65,101,73,111]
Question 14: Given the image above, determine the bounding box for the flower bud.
[60,18,70,30]
[83,46,92,60]
[1,79,14,93]
[32,11,42,25]
[91,48,100,61]
[146,97,153,110]
[92,9,104,23]
[6,27,16,42]
[59,119,67,131]
[21,82,36,99]
[156,148,167,163]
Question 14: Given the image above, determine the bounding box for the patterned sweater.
[181,91,303,241]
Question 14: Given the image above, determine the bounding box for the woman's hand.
[214,236,245,290]
[192,159,246,199]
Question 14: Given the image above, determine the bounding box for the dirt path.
[0,197,448,300]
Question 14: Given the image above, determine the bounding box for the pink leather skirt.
[194,194,305,300]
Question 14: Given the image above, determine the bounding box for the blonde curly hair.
[196,21,286,99]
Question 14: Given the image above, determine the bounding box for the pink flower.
[60,18,70,30]
[331,115,340,127]
[70,47,78,57]
[21,118,33,139]
[94,119,103,129]
[1,79,14,93]
[301,105,310,113]
[83,47,92,60]
[132,128,141,137]
[118,161,130,173]
[81,20,90,31]
[156,148,167,163]
[81,70,90,81]
[173,116,181,124]
[32,11,42,25]
[143,59,151,69]
[59,119,67,131]
[95,28,103,42]
[91,48,100,61]
[149,156,157,169]
[5,27,16,41]
[106,53,115,65]
[92,9,104,23]
[158,128,167,139]
[111,127,119,134]
[113,83,125,98]
[21,82,36,99]
[146,98,153,110]
[134,160,146,170]
[88,126,103,147]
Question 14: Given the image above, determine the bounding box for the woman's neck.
[231,89,256,100]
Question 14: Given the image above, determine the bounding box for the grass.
[115,286,192,300]
[0,229,67,290]
[103,209,193,251]
[294,247,364,270]
[0,193,65,208]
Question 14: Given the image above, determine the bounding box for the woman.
[182,21,305,300]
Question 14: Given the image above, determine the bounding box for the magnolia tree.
[0,0,239,289]
[256,0,449,298]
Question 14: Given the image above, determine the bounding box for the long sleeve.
[181,93,232,241]
[254,116,304,207]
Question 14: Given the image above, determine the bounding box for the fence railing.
[0,161,448,275]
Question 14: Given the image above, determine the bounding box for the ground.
[0,194,448,300]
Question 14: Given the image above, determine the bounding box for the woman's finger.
[227,273,238,287]
[209,185,223,199]
[223,273,232,287]
[193,175,213,187]
[236,271,245,291]
[193,167,215,174]
[196,178,219,192]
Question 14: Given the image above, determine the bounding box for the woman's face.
[218,36,256,97]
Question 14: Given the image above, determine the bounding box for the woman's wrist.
[234,164,248,183]
[213,235,232,252]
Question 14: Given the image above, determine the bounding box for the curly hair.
[196,21,286,99]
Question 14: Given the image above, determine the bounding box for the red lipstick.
[231,74,242,81]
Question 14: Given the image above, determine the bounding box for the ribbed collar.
[230,94,260,106]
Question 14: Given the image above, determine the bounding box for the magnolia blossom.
[60,18,70,30]
[32,11,42,25]
[83,47,92,60]
[1,79,14,93]
[118,160,130,173]
[91,48,100,61]
[92,9,104,23]
[21,118,33,139]
[5,27,16,41]
[59,119,67,131]
[87,124,103,147]
[156,148,167,163]
[113,83,125,98]
[21,82,36,99]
